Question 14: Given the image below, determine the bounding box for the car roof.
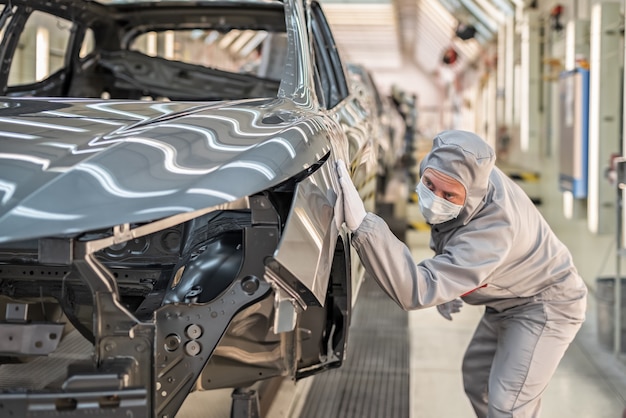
[88,0,284,6]
[2,0,286,17]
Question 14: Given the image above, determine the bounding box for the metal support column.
[231,388,261,418]
[614,160,626,355]
[615,183,623,355]
[588,1,622,234]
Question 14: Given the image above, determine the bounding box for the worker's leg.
[487,300,585,418]
[462,307,498,418]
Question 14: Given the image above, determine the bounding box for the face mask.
[416,181,463,224]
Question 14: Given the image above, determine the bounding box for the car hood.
[0,97,330,243]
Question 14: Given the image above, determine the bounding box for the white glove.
[436,298,463,321]
[333,167,345,230]
[336,160,367,231]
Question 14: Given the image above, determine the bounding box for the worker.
[335,130,587,417]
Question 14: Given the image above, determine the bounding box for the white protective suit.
[348,130,587,417]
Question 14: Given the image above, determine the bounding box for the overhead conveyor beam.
[437,0,493,41]
[421,0,482,60]
[473,0,508,24]
[456,0,498,34]
[489,0,515,17]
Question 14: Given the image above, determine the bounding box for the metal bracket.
[0,388,148,417]
[0,322,65,355]
[154,276,271,417]
[154,198,278,417]
[272,287,298,333]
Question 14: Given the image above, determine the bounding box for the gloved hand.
[333,176,345,230]
[436,298,463,321]
[336,160,367,231]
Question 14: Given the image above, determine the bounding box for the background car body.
[347,62,406,196]
[0,0,382,416]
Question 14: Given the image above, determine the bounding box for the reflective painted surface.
[0,98,330,242]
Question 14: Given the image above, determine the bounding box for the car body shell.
[0,0,382,416]
[347,62,406,191]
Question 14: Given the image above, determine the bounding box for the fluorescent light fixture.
[587,4,602,234]
[519,20,529,151]
[563,191,573,219]
[35,27,49,81]
[164,31,175,60]
[147,32,157,57]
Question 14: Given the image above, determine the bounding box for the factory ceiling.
[321,0,516,87]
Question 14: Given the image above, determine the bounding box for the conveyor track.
[299,276,410,417]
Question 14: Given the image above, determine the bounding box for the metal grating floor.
[0,329,93,390]
[299,276,410,418]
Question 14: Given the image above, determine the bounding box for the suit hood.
[419,130,495,228]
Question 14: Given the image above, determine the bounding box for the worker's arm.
[335,161,471,308]
[350,213,453,309]
[351,209,514,310]
[336,160,509,310]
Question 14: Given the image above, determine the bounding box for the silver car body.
[0,0,380,416]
